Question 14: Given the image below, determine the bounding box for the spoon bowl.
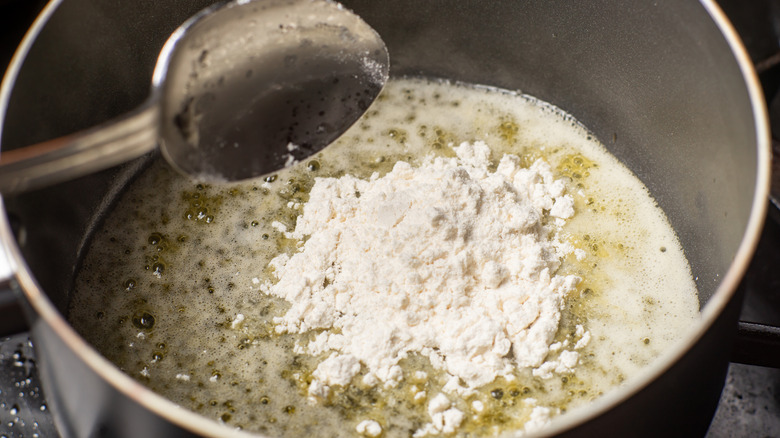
[0,0,388,192]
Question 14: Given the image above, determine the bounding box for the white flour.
[263,140,588,434]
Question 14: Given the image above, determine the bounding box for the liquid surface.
[68,78,699,436]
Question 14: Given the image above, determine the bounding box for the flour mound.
[262,140,580,405]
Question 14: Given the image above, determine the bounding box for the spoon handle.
[0,104,159,194]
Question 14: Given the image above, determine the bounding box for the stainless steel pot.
[0,0,770,437]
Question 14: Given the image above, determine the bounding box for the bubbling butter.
[68,78,699,436]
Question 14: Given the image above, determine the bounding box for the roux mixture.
[68,78,699,436]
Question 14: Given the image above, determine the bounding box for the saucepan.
[0,0,770,436]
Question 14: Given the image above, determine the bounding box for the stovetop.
[2,0,780,437]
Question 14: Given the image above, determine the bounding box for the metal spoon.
[0,0,388,193]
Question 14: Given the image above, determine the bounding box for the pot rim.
[0,0,770,436]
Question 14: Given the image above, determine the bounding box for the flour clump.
[262,140,584,432]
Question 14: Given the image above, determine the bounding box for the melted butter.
[67,78,699,436]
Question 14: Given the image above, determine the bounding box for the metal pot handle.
[733,322,780,368]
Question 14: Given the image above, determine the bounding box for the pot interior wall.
[1,0,758,330]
